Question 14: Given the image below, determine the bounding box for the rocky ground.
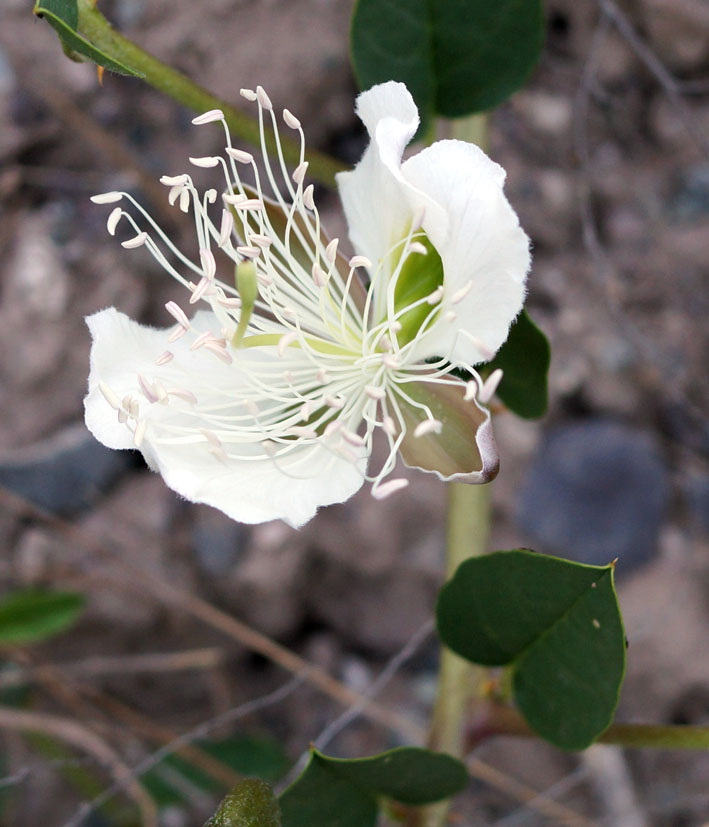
[0,0,707,825]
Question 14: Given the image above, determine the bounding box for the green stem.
[600,724,709,750]
[411,484,491,827]
[404,111,492,827]
[477,704,709,750]
[75,0,344,187]
[450,113,488,148]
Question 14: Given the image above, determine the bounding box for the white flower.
[85,81,530,528]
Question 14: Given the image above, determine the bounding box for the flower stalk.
[469,703,709,750]
[407,484,491,827]
[74,0,344,187]
[408,113,493,827]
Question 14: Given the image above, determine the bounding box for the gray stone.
[685,473,709,534]
[191,505,249,577]
[517,420,670,572]
[666,164,709,223]
[0,424,131,516]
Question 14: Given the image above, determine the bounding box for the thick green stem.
[477,704,709,750]
[74,0,344,187]
[405,111,492,827]
[411,483,491,827]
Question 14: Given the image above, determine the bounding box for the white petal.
[336,82,420,277]
[400,139,530,364]
[84,309,365,527]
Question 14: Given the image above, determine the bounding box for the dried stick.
[0,647,226,689]
[0,706,158,827]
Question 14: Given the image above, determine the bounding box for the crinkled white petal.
[338,83,529,367]
[401,139,530,365]
[84,308,365,527]
[336,81,423,276]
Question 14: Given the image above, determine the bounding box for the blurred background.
[0,0,707,824]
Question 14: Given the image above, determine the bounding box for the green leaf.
[33,0,143,77]
[279,747,468,827]
[351,0,544,132]
[205,779,281,827]
[484,310,550,419]
[0,590,85,645]
[436,550,626,750]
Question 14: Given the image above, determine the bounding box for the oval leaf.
[279,747,468,827]
[0,590,85,645]
[205,779,281,827]
[484,310,550,419]
[34,0,143,77]
[436,550,626,750]
[351,0,544,132]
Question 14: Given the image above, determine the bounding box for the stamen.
[240,88,257,101]
[278,331,298,356]
[133,419,147,448]
[91,192,123,204]
[168,325,188,342]
[200,248,216,279]
[293,162,308,185]
[219,210,234,246]
[372,478,409,499]
[160,174,189,187]
[324,395,344,409]
[155,351,174,366]
[203,341,232,363]
[138,374,158,403]
[226,147,254,164]
[413,419,442,438]
[122,232,148,249]
[192,109,224,125]
[325,238,339,263]
[167,388,198,404]
[451,280,473,304]
[341,429,365,446]
[349,255,371,269]
[189,277,211,303]
[426,286,444,304]
[283,109,301,129]
[302,185,315,211]
[189,156,221,168]
[237,246,261,259]
[99,381,122,410]
[107,207,123,236]
[479,368,503,404]
[256,85,273,110]
[190,330,213,350]
[464,380,478,401]
[365,385,386,400]
[165,301,190,329]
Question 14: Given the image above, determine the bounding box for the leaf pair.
[437,550,626,750]
[207,748,469,827]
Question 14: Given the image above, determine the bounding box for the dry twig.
[0,706,158,827]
